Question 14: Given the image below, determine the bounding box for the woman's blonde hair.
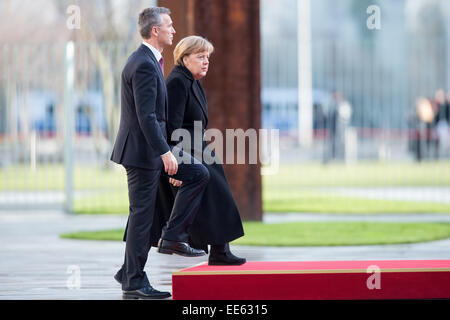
[173,36,214,67]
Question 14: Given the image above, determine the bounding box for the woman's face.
[183,51,210,80]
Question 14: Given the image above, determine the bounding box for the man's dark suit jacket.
[110,44,170,169]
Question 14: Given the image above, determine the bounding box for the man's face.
[156,14,176,48]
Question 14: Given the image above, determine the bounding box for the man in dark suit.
[110,7,210,300]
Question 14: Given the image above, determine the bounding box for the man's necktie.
[159,57,164,76]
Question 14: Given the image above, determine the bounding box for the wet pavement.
[0,210,449,300]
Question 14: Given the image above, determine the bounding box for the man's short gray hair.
[138,7,171,39]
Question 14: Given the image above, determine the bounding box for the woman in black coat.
[155,36,245,265]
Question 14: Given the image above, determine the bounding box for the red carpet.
[172,260,450,300]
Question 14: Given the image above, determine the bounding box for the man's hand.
[169,178,182,187]
[161,151,178,175]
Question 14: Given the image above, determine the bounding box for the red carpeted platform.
[172,260,450,300]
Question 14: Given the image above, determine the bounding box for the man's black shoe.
[157,239,206,257]
[208,251,246,266]
[122,285,171,300]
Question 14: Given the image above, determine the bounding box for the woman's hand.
[169,178,183,187]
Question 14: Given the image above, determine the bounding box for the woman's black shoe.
[208,250,246,266]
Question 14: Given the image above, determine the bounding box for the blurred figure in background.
[407,104,422,162]
[421,89,450,159]
[435,89,450,154]
[411,96,436,161]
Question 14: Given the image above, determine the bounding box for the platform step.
[172,260,450,300]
